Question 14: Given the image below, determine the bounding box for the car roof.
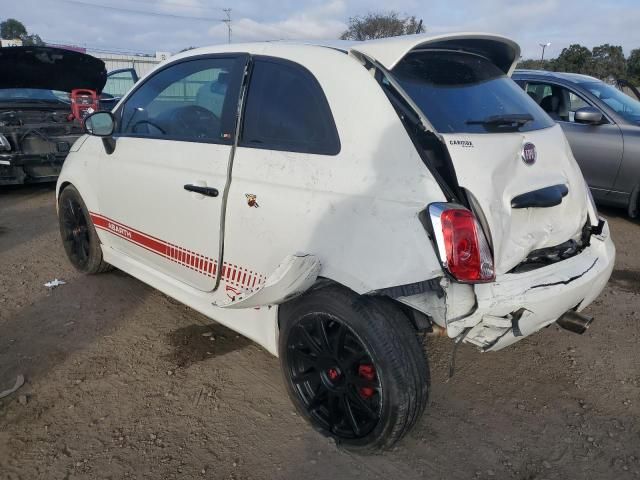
[513,69,601,84]
[168,33,521,73]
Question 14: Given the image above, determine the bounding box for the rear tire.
[278,285,429,453]
[58,185,112,274]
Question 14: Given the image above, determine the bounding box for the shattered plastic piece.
[0,374,25,399]
[44,278,66,288]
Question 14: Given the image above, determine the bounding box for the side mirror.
[574,106,604,125]
[84,111,115,137]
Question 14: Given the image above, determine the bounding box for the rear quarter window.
[392,52,554,134]
[240,57,340,155]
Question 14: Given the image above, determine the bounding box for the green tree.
[0,18,44,45]
[553,44,592,74]
[0,18,27,39]
[517,58,553,71]
[340,12,425,41]
[21,34,44,46]
[626,49,640,84]
[591,44,626,80]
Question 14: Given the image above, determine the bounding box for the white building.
[88,51,171,78]
[0,38,23,47]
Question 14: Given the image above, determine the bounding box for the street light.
[539,42,551,61]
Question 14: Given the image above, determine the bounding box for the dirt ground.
[0,184,638,480]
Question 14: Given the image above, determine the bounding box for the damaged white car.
[56,33,615,452]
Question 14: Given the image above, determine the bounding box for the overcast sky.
[1,0,638,59]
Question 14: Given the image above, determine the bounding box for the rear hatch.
[350,34,590,274]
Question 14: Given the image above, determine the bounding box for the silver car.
[513,70,640,217]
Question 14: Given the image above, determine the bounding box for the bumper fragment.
[452,221,615,351]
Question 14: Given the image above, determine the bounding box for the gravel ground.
[0,184,638,480]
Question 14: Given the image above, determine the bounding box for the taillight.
[428,203,495,283]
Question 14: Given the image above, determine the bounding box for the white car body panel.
[56,33,615,356]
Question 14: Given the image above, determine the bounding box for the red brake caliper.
[358,364,376,399]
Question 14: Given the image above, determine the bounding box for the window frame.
[113,53,249,146]
[238,55,341,156]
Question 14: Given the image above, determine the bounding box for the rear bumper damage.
[401,220,615,351]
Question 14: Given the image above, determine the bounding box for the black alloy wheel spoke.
[327,392,339,431]
[347,387,378,419]
[290,347,316,363]
[331,323,347,359]
[316,317,332,352]
[292,367,318,385]
[341,394,361,436]
[297,324,323,355]
[308,386,328,411]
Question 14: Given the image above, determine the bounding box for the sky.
[1,0,638,59]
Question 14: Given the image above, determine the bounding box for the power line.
[61,0,226,21]
[129,0,226,13]
[45,38,155,56]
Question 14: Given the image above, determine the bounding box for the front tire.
[58,185,112,274]
[279,285,429,453]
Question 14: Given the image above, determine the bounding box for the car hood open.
[0,46,107,92]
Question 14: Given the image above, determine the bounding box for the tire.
[58,185,112,274]
[278,284,429,453]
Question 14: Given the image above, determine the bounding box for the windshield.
[392,51,554,134]
[0,89,70,104]
[580,81,640,125]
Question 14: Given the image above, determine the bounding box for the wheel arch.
[275,276,434,346]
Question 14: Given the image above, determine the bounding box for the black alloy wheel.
[60,195,91,269]
[58,185,112,274]
[286,313,382,439]
[279,285,430,452]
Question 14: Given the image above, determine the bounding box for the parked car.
[0,46,107,185]
[513,70,640,217]
[57,33,615,452]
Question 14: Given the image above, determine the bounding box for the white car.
[56,33,615,452]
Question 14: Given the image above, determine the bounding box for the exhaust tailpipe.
[557,310,593,335]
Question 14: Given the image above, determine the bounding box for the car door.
[95,54,248,291]
[100,68,139,111]
[524,80,623,194]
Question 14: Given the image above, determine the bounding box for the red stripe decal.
[90,212,264,290]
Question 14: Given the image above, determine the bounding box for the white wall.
[88,51,171,77]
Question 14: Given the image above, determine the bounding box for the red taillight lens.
[429,204,495,283]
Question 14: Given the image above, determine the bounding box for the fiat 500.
[56,33,615,452]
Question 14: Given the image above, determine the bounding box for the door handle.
[184,184,219,197]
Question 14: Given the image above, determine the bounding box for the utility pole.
[539,42,551,61]
[222,8,232,44]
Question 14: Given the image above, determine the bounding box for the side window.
[119,57,243,143]
[526,81,599,123]
[240,58,340,155]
